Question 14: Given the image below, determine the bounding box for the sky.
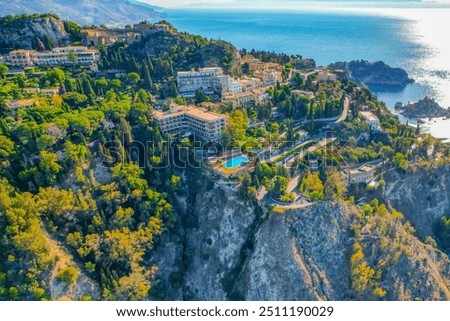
[142,0,450,8]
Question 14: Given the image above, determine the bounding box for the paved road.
[336,96,350,123]
[257,137,337,205]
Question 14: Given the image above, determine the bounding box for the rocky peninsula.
[329,60,414,87]
[396,97,450,119]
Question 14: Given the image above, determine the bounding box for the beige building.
[7,99,36,114]
[343,164,376,185]
[8,50,37,67]
[153,105,226,142]
[81,29,141,46]
[240,77,263,92]
[317,71,338,82]
[222,92,256,109]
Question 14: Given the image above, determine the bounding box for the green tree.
[393,152,407,171]
[0,64,9,78]
[128,72,141,86]
[62,92,88,109]
[300,172,324,200]
[227,109,249,144]
[58,267,79,284]
[0,135,15,157]
[47,67,66,84]
[324,169,347,201]
[435,216,450,253]
[39,151,62,185]
[271,175,289,198]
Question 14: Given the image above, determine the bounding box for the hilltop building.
[81,29,141,46]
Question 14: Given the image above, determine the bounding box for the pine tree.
[143,63,153,91]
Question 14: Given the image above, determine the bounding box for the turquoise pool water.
[223,156,249,169]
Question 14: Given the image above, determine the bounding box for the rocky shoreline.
[396,97,450,119]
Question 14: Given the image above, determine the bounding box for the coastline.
[163,8,450,142]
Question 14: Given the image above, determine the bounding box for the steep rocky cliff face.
[234,203,354,300]
[235,202,449,300]
[0,16,70,53]
[150,172,261,300]
[151,173,450,301]
[383,166,450,239]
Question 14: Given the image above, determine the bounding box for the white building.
[176,67,223,98]
[360,111,381,132]
[35,46,99,66]
[215,75,242,95]
[7,46,100,67]
[153,104,226,142]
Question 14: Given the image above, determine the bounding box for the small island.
[329,60,414,87]
[396,97,450,118]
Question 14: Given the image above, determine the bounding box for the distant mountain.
[1,0,163,26]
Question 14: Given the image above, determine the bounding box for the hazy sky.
[144,0,450,8]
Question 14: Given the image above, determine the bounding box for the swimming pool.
[223,156,249,169]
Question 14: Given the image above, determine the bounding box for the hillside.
[1,0,162,26]
[126,23,242,75]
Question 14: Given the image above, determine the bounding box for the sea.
[162,7,450,141]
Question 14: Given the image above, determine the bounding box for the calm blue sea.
[164,8,450,140]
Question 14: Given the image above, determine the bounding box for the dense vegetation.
[0,58,179,300]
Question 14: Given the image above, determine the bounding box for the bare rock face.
[383,166,450,239]
[0,16,70,53]
[234,202,449,301]
[235,203,354,300]
[182,184,257,300]
[149,175,259,300]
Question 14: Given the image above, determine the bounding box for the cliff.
[329,60,414,87]
[150,173,450,301]
[383,165,450,240]
[1,0,161,26]
[397,97,450,118]
[0,14,71,53]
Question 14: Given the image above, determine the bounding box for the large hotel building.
[153,105,226,142]
[7,46,100,67]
